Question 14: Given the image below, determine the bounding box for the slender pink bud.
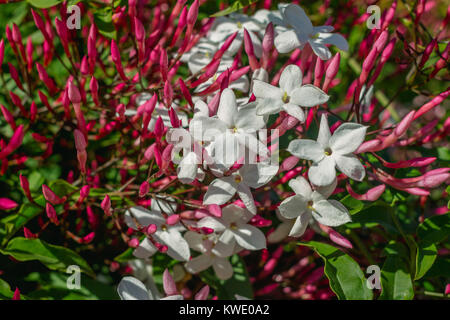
[244,28,260,70]
[374,30,389,52]
[101,195,112,216]
[90,77,100,106]
[0,198,18,210]
[262,23,274,69]
[20,174,32,201]
[168,107,180,128]
[0,125,25,159]
[207,204,222,217]
[42,184,63,205]
[74,129,87,151]
[7,63,24,91]
[187,0,199,26]
[23,227,37,239]
[12,288,20,300]
[134,17,145,41]
[154,116,165,138]
[329,229,353,249]
[163,269,178,296]
[394,110,415,137]
[1,105,16,130]
[413,89,450,120]
[323,53,340,91]
[419,39,437,69]
[195,285,210,300]
[346,184,385,201]
[178,78,194,107]
[111,40,128,81]
[82,232,95,244]
[80,185,90,198]
[160,49,168,82]
[0,39,4,67]
[164,80,173,107]
[139,181,149,197]
[46,203,58,225]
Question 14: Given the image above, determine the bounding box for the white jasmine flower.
[252,64,329,122]
[203,162,277,214]
[184,231,235,280]
[125,207,190,261]
[273,4,349,60]
[181,39,221,74]
[267,211,296,243]
[287,114,367,186]
[197,204,267,251]
[277,176,351,237]
[117,276,183,300]
[189,89,268,169]
[208,13,263,57]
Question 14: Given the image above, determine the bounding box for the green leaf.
[27,0,63,8]
[415,242,437,280]
[25,272,118,300]
[0,278,14,300]
[0,237,95,277]
[346,205,398,234]
[299,241,373,300]
[114,247,135,263]
[211,0,258,17]
[340,194,365,214]
[93,7,117,39]
[379,242,414,300]
[200,255,253,299]
[49,179,78,198]
[0,196,45,246]
[417,212,450,245]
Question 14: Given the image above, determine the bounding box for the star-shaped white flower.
[184,231,235,280]
[277,176,351,237]
[252,64,329,122]
[189,88,268,169]
[181,39,222,74]
[117,276,184,300]
[287,114,367,186]
[273,4,349,60]
[125,206,190,261]
[197,204,267,251]
[208,13,263,57]
[203,162,277,214]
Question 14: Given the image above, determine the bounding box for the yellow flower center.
[282,91,290,103]
[234,175,242,184]
[324,147,332,156]
[236,21,243,29]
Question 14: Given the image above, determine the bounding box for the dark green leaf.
[27,0,63,8]
[0,237,95,277]
[379,242,414,300]
[299,241,373,300]
[415,242,437,280]
[417,212,450,245]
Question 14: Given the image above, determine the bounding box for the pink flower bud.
[163,269,178,296]
[20,174,32,201]
[0,39,4,67]
[187,0,199,26]
[90,77,99,106]
[0,125,25,160]
[0,198,18,210]
[23,227,36,239]
[139,181,149,197]
[101,195,112,216]
[195,285,210,300]
[134,17,145,41]
[74,129,87,151]
[346,184,385,201]
[68,80,82,104]
[7,63,24,91]
[82,232,95,244]
[244,28,259,70]
[12,288,20,300]
[1,104,16,130]
[168,107,180,128]
[146,224,157,235]
[413,89,449,120]
[154,116,165,138]
[42,184,63,205]
[394,110,415,137]
[80,185,90,198]
[128,238,140,248]
[178,78,194,107]
[164,80,173,106]
[418,38,437,69]
[160,49,168,82]
[207,204,222,217]
[166,214,180,225]
[46,203,58,224]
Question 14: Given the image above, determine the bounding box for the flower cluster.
[0,0,448,301]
